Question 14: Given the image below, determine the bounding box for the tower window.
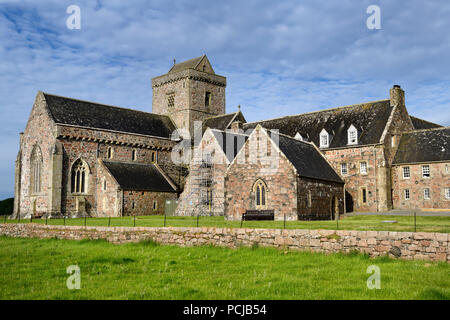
[153,201,158,211]
[167,93,175,108]
[361,188,367,204]
[151,151,157,163]
[205,92,211,108]
[132,150,137,161]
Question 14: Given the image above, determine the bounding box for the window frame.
[422,165,430,178]
[253,179,268,209]
[70,159,89,194]
[404,189,410,200]
[402,166,410,179]
[347,124,358,145]
[341,163,348,175]
[423,188,430,200]
[445,188,450,200]
[360,161,367,174]
[320,129,329,148]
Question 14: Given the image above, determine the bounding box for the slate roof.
[102,161,177,192]
[244,100,393,148]
[168,56,205,73]
[409,116,442,130]
[203,111,246,132]
[267,131,344,183]
[393,127,450,164]
[211,129,249,163]
[43,93,176,138]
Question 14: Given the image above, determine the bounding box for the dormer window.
[294,132,303,141]
[347,124,358,145]
[320,129,329,148]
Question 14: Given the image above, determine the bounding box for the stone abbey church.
[13,55,450,220]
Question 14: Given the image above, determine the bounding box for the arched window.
[253,179,267,208]
[132,149,137,161]
[320,128,330,148]
[30,145,43,194]
[71,159,88,194]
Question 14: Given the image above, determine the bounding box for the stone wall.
[0,223,448,262]
[123,190,178,216]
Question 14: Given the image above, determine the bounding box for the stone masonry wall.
[123,190,178,216]
[0,223,448,262]
[392,162,450,210]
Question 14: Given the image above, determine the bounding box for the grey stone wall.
[0,223,448,262]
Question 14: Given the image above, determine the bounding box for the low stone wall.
[0,223,448,262]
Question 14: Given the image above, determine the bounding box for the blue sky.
[0,0,449,199]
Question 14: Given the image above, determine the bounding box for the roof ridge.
[204,112,237,121]
[103,160,155,166]
[266,128,313,146]
[410,115,442,126]
[43,92,164,118]
[404,126,450,134]
[211,128,249,137]
[244,99,390,125]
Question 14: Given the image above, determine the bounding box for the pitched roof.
[168,55,206,73]
[409,116,442,130]
[210,129,249,163]
[103,161,177,192]
[43,93,176,138]
[393,127,450,164]
[203,111,246,132]
[244,100,393,148]
[267,131,344,183]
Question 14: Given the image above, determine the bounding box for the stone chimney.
[230,120,243,133]
[390,84,405,107]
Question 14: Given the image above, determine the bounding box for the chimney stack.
[390,84,405,107]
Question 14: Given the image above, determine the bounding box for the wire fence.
[1,212,449,233]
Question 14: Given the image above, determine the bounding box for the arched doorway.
[345,191,353,213]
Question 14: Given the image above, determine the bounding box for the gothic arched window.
[253,179,267,209]
[30,145,43,194]
[71,159,89,194]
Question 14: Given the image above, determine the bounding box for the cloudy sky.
[0,0,449,199]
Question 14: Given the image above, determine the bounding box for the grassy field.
[0,236,448,300]
[3,214,450,233]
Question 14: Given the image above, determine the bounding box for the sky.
[0,0,449,199]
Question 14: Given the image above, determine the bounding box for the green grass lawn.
[0,236,448,300]
[3,214,450,233]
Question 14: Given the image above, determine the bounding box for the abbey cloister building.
[13,56,450,220]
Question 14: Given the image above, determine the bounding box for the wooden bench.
[242,210,274,221]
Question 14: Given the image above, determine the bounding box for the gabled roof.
[409,116,442,130]
[102,161,177,192]
[43,93,176,138]
[244,100,393,148]
[168,55,214,74]
[210,129,249,163]
[203,110,246,132]
[393,127,450,164]
[267,130,344,184]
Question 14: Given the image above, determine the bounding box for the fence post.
[84,216,87,227]
[30,216,32,224]
[196,214,199,228]
[336,214,339,230]
[18,215,20,224]
[284,214,286,229]
[240,215,243,228]
[108,217,111,227]
[46,217,48,225]
[63,216,66,226]
[414,211,416,232]
[4,215,6,223]
[134,215,136,227]
[164,213,167,227]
